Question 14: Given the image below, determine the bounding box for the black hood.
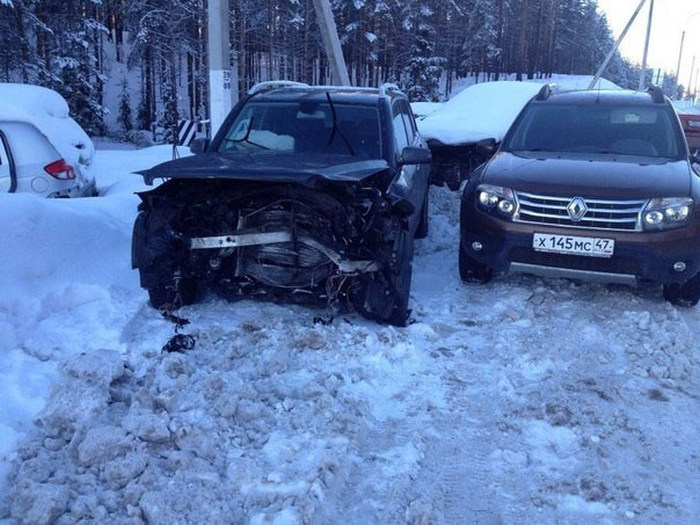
[483,151,692,199]
[139,152,393,187]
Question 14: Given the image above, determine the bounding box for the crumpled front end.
[132,177,411,324]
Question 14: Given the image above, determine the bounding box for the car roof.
[532,89,667,107]
[249,85,405,105]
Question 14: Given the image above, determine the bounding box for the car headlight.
[642,197,693,231]
[476,184,518,219]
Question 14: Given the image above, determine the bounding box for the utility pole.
[311,0,350,85]
[589,0,647,89]
[208,0,233,137]
[674,31,685,97]
[638,0,654,91]
[689,55,696,100]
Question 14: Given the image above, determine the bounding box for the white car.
[0,83,96,197]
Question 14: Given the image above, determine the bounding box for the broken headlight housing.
[476,184,518,219]
[642,197,693,231]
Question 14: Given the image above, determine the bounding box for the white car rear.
[0,83,96,198]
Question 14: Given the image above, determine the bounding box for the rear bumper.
[460,204,700,285]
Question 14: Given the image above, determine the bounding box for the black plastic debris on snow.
[162,333,196,353]
[160,308,196,353]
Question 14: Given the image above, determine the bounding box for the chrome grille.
[514,192,648,232]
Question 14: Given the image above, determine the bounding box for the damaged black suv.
[132,81,431,325]
[460,86,700,306]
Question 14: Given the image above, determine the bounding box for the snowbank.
[0,146,174,499]
[674,101,700,115]
[0,83,95,179]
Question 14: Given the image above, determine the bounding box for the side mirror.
[475,138,497,157]
[190,138,209,154]
[400,146,432,165]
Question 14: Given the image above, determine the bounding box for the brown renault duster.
[459,86,700,306]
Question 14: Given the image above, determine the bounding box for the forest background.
[0,0,686,139]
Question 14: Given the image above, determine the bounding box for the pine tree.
[118,79,133,136]
[402,3,444,101]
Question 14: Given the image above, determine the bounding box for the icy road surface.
[0,148,698,523]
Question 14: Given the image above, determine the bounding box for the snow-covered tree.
[118,79,133,136]
[402,3,445,101]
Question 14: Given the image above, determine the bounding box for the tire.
[459,239,492,284]
[352,225,414,326]
[415,190,429,239]
[386,227,414,326]
[147,278,198,310]
[663,274,700,307]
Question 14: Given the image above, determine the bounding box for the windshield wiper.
[224,116,270,150]
[325,92,355,156]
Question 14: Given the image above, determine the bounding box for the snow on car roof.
[417,76,622,146]
[0,83,94,166]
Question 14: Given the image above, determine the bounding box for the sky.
[597,0,700,89]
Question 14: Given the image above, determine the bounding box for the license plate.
[533,233,614,258]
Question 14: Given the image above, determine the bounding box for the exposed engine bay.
[132,177,414,325]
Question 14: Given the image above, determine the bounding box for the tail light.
[44,159,75,180]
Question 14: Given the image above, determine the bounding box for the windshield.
[218,101,381,159]
[504,103,683,159]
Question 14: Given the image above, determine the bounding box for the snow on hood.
[418,81,544,146]
[417,77,622,146]
[0,83,95,171]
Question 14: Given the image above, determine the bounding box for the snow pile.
[547,74,621,91]
[0,83,95,178]
[674,101,700,115]
[2,306,445,522]
[0,146,173,499]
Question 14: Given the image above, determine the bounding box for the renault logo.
[567,197,588,222]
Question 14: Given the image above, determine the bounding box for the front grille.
[509,247,641,275]
[515,191,647,232]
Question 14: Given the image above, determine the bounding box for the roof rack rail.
[379,83,403,98]
[247,80,309,96]
[535,83,555,101]
[647,85,665,104]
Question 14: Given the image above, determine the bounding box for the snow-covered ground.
[1,128,699,521]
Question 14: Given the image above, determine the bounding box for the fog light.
[673,261,686,272]
[472,241,483,251]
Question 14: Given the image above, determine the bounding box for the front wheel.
[663,274,700,307]
[386,227,414,326]
[459,240,492,284]
[353,226,414,326]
